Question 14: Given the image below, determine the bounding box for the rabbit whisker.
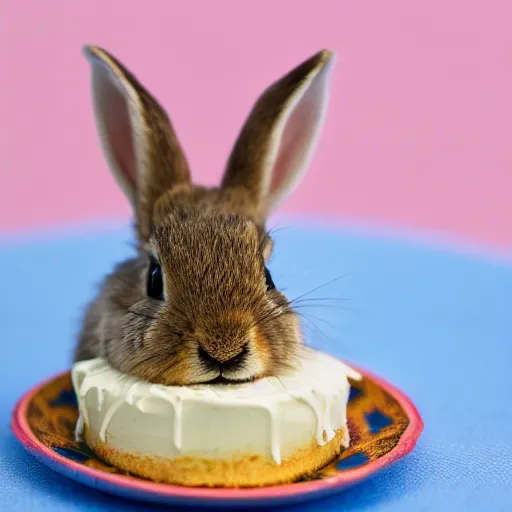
[292,297,350,303]
[289,273,351,305]
[293,304,357,313]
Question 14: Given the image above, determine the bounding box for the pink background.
[1,0,511,252]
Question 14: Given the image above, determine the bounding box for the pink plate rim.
[11,364,423,502]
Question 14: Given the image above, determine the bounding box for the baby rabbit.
[74,45,334,385]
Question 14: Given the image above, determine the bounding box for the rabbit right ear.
[84,45,191,242]
[221,50,334,221]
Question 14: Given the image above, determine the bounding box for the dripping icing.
[98,399,124,442]
[262,402,281,464]
[150,385,184,450]
[74,413,84,442]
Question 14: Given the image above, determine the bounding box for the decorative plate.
[12,364,423,508]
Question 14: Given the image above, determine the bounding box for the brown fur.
[74,45,334,385]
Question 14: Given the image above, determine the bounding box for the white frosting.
[72,348,361,464]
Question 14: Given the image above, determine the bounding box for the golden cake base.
[84,426,347,488]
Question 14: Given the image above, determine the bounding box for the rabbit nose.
[198,344,249,371]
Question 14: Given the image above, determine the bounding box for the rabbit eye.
[264,267,275,291]
[147,257,164,300]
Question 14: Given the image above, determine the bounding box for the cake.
[72,347,361,487]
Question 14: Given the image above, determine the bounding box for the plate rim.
[11,363,423,504]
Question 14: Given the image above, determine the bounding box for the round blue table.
[2,220,511,511]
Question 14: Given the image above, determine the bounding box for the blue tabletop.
[2,221,511,511]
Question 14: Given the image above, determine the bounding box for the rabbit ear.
[84,45,191,242]
[221,50,334,220]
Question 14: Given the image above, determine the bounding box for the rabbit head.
[75,45,334,385]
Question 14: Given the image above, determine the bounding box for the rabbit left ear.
[221,50,335,220]
[84,45,191,242]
